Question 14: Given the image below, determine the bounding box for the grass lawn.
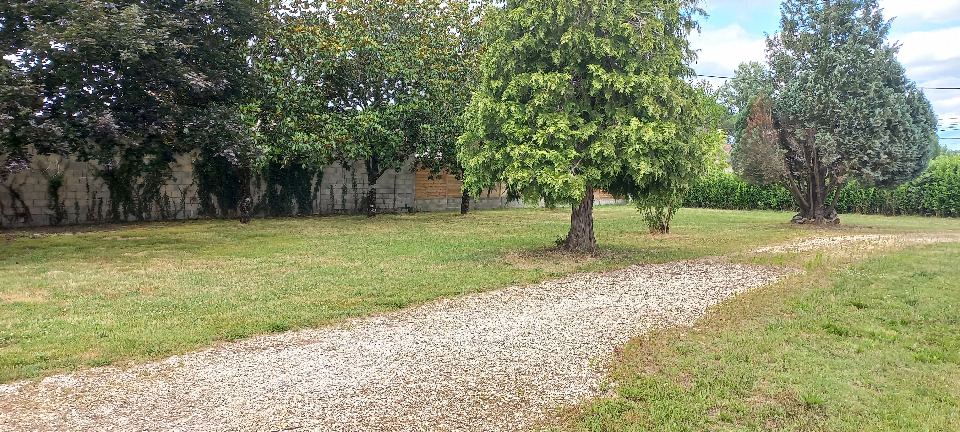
[1,206,958,383]
[561,241,960,431]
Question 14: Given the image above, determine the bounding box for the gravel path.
[751,233,960,254]
[3,233,955,432]
[0,260,791,432]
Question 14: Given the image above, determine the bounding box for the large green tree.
[459,0,707,251]
[257,0,482,217]
[2,0,267,221]
[413,2,486,215]
[730,0,938,224]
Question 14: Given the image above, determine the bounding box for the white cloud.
[701,0,772,12]
[878,0,960,26]
[690,24,767,76]
[890,26,960,134]
[894,27,960,69]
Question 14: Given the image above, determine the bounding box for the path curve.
[1,233,956,431]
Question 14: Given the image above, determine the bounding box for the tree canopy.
[730,0,938,224]
[2,0,268,220]
[459,0,709,250]
[256,0,483,216]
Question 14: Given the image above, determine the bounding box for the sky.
[689,0,960,150]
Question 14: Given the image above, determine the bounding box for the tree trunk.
[662,203,672,234]
[790,180,840,225]
[365,158,380,218]
[786,129,840,225]
[238,167,252,224]
[460,189,470,215]
[564,184,596,252]
[366,186,377,218]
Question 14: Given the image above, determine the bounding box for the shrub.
[687,155,960,218]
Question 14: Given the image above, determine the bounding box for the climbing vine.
[95,153,174,222]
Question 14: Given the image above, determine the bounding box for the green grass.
[562,242,960,431]
[1,206,958,383]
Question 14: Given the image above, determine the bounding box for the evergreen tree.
[459,0,708,251]
[731,0,938,224]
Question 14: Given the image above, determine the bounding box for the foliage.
[190,103,268,220]
[4,0,268,218]
[459,0,706,249]
[637,194,681,234]
[729,0,938,224]
[686,170,797,211]
[95,153,175,221]
[731,95,787,185]
[610,85,728,234]
[256,0,481,216]
[718,61,774,116]
[194,147,244,218]
[688,154,960,217]
[260,161,319,217]
[412,0,486,209]
[39,160,68,226]
[0,62,62,183]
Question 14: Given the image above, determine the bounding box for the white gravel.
[751,233,960,254]
[0,258,794,432]
[5,232,960,431]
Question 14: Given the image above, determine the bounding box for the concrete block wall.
[0,155,525,227]
[0,153,204,227]
[314,160,417,214]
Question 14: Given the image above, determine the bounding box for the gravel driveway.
[3,234,953,432]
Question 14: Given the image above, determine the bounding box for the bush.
[685,170,794,211]
[687,155,960,218]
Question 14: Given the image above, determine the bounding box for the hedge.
[685,154,960,218]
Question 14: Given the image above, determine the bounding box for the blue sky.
[689,0,960,150]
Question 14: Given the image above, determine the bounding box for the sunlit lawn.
[561,238,960,431]
[1,206,958,383]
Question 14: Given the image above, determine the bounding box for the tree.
[0,63,62,182]
[413,2,486,215]
[0,3,65,184]
[608,84,727,234]
[730,0,938,224]
[5,0,267,221]
[719,62,774,116]
[257,0,482,217]
[459,0,706,251]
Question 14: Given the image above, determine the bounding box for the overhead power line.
[694,75,960,91]
[696,74,734,80]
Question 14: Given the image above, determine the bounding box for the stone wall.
[0,154,203,227]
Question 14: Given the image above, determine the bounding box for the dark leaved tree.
[730,0,938,224]
[5,0,267,221]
